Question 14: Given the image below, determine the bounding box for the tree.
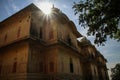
[73,0,120,46]
[111,63,120,80]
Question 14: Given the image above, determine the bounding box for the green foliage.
[111,63,120,80]
[73,0,120,46]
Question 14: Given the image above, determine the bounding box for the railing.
[58,39,78,52]
[30,34,47,45]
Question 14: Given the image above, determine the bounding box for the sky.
[0,0,120,78]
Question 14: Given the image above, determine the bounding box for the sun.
[38,2,52,15]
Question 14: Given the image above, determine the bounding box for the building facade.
[0,4,109,80]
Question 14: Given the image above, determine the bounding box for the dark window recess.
[67,36,72,45]
[17,27,21,38]
[87,75,92,80]
[70,58,74,73]
[39,62,44,72]
[0,65,1,74]
[94,68,96,75]
[12,62,17,73]
[30,23,38,37]
[29,16,30,18]
[19,20,22,22]
[59,32,62,39]
[39,27,42,39]
[27,19,29,22]
[49,30,54,39]
[44,64,47,73]
[4,34,7,42]
[61,61,64,71]
[49,62,54,72]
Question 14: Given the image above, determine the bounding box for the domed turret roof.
[49,6,82,37]
[51,5,69,20]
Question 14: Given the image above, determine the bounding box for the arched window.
[49,30,54,40]
[4,33,7,42]
[39,27,42,39]
[17,27,21,38]
[59,31,62,40]
[49,62,54,72]
[61,60,64,72]
[12,62,17,73]
[0,65,1,74]
[67,35,72,45]
[70,58,74,73]
[30,23,38,37]
[39,62,44,73]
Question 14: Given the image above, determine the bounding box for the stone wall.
[0,41,29,80]
[0,10,31,48]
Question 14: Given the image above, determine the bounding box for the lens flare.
[37,2,52,15]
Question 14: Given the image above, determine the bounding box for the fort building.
[0,4,109,80]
